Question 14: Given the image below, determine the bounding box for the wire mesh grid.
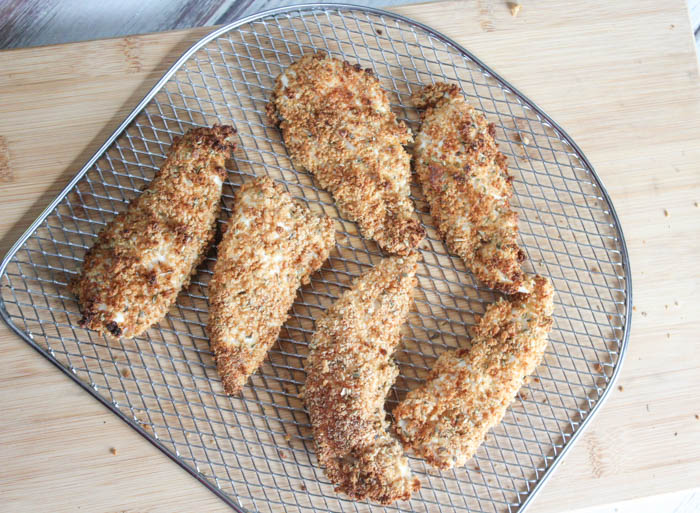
[0,5,630,513]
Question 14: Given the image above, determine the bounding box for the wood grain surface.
[1,1,699,512]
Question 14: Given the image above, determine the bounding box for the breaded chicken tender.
[207,177,335,395]
[268,53,425,255]
[72,125,236,338]
[304,254,421,504]
[393,276,554,470]
[412,83,532,294]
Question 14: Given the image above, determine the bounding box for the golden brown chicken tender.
[268,53,424,255]
[304,254,421,504]
[72,125,236,338]
[412,83,532,294]
[393,276,554,470]
[207,176,335,395]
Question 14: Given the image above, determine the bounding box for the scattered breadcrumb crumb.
[509,3,522,17]
[666,333,671,339]
[674,301,679,306]
[284,434,291,442]
[300,483,307,491]
[694,201,699,208]
[121,368,130,378]
[664,209,669,217]
[641,311,647,317]
[618,385,624,392]
[695,414,699,420]
[518,391,528,401]
[593,363,603,373]
[632,306,637,312]
[110,447,118,456]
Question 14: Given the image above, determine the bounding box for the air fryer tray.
[0,4,631,512]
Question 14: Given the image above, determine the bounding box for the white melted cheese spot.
[416,136,430,153]
[238,214,251,230]
[454,215,472,232]
[147,248,170,271]
[242,192,263,208]
[212,175,223,187]
[455,359,469,369]
[224,326,256,349]
[243,334,257,347]
[255,248,285,280]
[113,312,125,324]
[495,269,513,284]
[398,460,411,479]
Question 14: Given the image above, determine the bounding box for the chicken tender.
[207,177,335,395]
[304,254,421,504]
[393,276,554,470]
[268,53,425,255]
[72,125,236,338]
[412,83,532,294]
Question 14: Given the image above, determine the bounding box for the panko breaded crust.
[267,53,425,256]
[304,254,421,504]
[72,125,236,338]
[393,276,554,470]
[207,177,335,395]
[412,83,532,294]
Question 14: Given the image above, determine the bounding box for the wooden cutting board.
[1,1,699,511]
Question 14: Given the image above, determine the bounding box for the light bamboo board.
[1,1,699,512]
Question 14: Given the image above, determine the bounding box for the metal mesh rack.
[0,5,631,513]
